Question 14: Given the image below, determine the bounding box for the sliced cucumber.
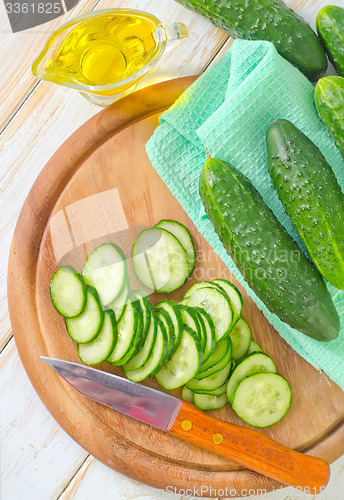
[212,279,243,326]
[154,312,173,369]
[246,340,263,355]
[106,299,138,364]
[186,363,231,392]
[124,318,169,382]
[195,308,216,363]
[192,381,228,396]
[50,265,86,318]
[155,219,196,276]
[155,300,183,357]
[232,373,292,428]
[178,304,204,349]
[195,342,232,380]
[193,392,227,411]
[199,339,229,372]
[108,281,129,322]
[184,286,233,342]
[182,386,195,403]
[82,243,127,306]
[227,353,277,404]
[78,310,117,365]
[155,326,202,390]
[130,290,152,351]
[123,310,158,371]
[229,318,251,361]
[65,286,104,343]
[131,227,188,293]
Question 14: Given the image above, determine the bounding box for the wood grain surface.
[7,77,344,497]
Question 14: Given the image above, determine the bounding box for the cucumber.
[82,243,127,306]
[65,286,104,343]
[212,279,243,327]
[226,352,277,403]
[154,326,202,389]
[229,318,251,361]
[192,381,228,396]
[178,304,204,349]
[316,6,344,78]
[155,219,196,276]
[186,363,231,392]
[195,308,216,363]
[155,300,183,357]
[155,309,175,365]
[184,286,233,342]
[315,76,344,160]
[131,227,188,293]
[232,373,291,427]
[193,392,228,411]
[108,281,129,322]
[267,119,344,290]
[182,386,195,403]
[246,340,263,356]
[199,339,229,373]
[50,265,86,318]
[78,310,117,365]
[106,299,140,364]
[195,342,231,380]
[173,0,327,81]
[124,318,169,382]
[199,158,339,341]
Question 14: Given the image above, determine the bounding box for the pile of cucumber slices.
[50,219,291,428]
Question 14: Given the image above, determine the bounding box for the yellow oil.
[42,11,160,88]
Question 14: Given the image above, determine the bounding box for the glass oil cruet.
[32,9,188,106]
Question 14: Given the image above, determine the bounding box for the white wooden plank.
[0,339,88,500]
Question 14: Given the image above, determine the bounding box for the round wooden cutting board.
[7,77,344,497]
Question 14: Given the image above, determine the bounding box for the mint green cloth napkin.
[146,39,344,390]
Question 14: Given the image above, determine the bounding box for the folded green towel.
[146,39,344,390]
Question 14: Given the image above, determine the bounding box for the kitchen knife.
[41,356,330,492]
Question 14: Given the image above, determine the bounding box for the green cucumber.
[199,158,339,341]
[315,76,344,160]
[173,0,327,81]
[193,392,227,411]
[316,6,344,78]
[267,119,344,290]
[50,265,86,318]
[229,318,251,361]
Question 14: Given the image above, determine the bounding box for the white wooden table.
[1,0,344,499]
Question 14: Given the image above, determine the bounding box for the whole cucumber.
[267,119,344,290]
[315,76,344,160]
[174,0,327,81]
[316,5,344,77]
[199,158,339,341]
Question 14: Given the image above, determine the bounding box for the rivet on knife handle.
[168,401,330,493]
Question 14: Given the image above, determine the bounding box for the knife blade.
[41,356,330,493]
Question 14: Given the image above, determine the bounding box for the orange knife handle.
[168,401,330,493]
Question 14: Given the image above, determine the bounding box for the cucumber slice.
[50,265,86,318]
[195,342,232,380]
[155,219,196,276]
[182,386,195,403]
[78,310,117,365]
[130,290,152,351]
[185,286,233,342]
[123,311,158,371]
[186,363,231,392]
[192,308,208,354]
[178,304,204,349]
[65,286,104,343]
[232,373,292,428]
[155,326,202,390]
[108,281,129,322]
[193,392,228,411]
[212,279,243,326]
[155,300,183,357]
[199,339,229,372]
[124,318,169,382]
[195,308,216,363]
[106,299,138,364]
[229,318,251,361]
[246,340,264,355]
[192,381,228,396]
[82,243,127,306]
[227,353,277,404]
[131,227,188,293]
[154,312,173,369]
